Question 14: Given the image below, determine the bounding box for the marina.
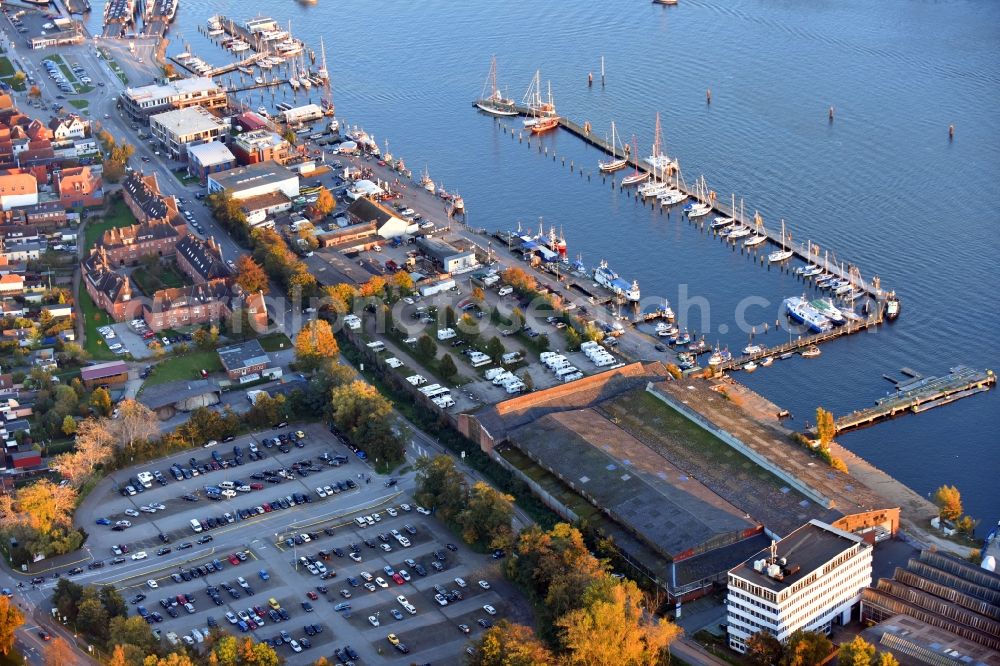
[473,99,893,311]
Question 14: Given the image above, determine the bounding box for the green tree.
[746,632,784,666]
[414,455,466,523]
[415,334,437,360]
[282,128,297,145]
[329,381,402,464]
[782,629,833,666]
[520,370,534,392]
[485,336,505,363]
[295,319,340,372]
[839,636,876,666]
[90,387,113,416]
[76,590,110,644]
[108,615,157,655]
[565,325,582,350]
[61,414,77,436]
[99,584,128,619]
[439,353,457,380]
[535,333,550,352]
[0,595,24,656]
[472,621,555,666]
[933,485,963,522]
[458,482,514,549]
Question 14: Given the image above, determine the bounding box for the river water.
[86,0,999,522]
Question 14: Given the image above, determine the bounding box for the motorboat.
[809,298,846,325]
[743,361,758,372]
[800,345,821,358]
[760,357,774,367]
[711,217,734,229]
[884,291,900,320]
[784,296,833,333]
[743,344,763,355]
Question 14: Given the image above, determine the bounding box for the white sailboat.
[744,210,767,247]
[522,70,557,128]
[476,56,517,116]
[598,121,629,173]
[685,176,712,217]
[644,112,677,174]
[768,220,794,263]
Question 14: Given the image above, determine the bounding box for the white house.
[726,520,873,653]
[49,115,89,141]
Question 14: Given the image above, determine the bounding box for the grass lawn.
[85,199,136,247]
[143,349,223,387]
[78,281,116,361]
[0,56,14,77]
[172,170,200,186]
[131,261,188,295]
[69,99,89,110]
[258,332,292,352]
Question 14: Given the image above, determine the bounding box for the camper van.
[366,341,386,353]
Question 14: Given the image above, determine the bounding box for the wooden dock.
[712,310,884,373]
[474,99,891,305]
[833,366,995,433]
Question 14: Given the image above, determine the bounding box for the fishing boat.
[800,345,821,358]
[884,291,901,320]
[675,330,691,345]
[784,296,833,333]
[593,261,640,301]
[768,220,794,263]
[476,56,517,116]
[621,137,648,185]
[452,195,465,212]
[420,167,435,193]
[688,338,709,354]
[599,121,629,173]
[655,322,671,337]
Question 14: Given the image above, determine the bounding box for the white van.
[366,341,386,353]
[189,519,203,533]
[497,286,513,297]
[355,517,367,528]
[219,481,235,490]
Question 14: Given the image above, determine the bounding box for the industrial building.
[187,141,237,182]
[149,107,227,160]
[207,161,299,201]
[726,520,873,652]
[281,104,324,125]
[416,236,478,273]
[217,339,270,380]
[80,360,130,389]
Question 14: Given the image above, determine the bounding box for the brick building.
[175,235,233,284]
[81,248,136,321]
[98,218,186,266]
[122,171,179,225]
[143,281,267,332]
[54,166,103,208]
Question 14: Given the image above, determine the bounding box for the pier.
[832,366,995,433]
[473,100,891,307]
[712,310,884,373]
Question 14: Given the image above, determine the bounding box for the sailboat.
[744,210,767,247]
[768,220,794,262]
[598,121,629,172]
[522,71,558,129]
[621,136,648,186]
[644,112,676,174]
[684,176,712,217]
[476,56,517,116]
[529,80,559,134]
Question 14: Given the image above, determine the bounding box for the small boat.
[207,28,224,36]
[744,234,767,247]
[743,344,763,355]
[659,191,687,206]
[728,226,751,239]
[743,361,758,372]
[686,202,712,218]
[884,290,901,320]
[688,339,709,354]
[711,216,734,229]
[522,71,559,127]
[289,78,300,89]
[768,220,794,263]
[800,345,821,358]
[708,351,724,366]
[810,298,846,325]
[420,167,435,193]
[835,283,854,296]
[802,265,823,276]
[254,77,264,85]
[257,106,268,115]
[530,116,559,134]
[760,357,774,367]
[675,330,691,345]
[655,322,671,337]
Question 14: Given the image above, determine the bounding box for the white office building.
[726,520,873,653]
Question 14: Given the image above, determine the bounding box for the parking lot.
[59,422,528,664]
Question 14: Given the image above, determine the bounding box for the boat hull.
[475,102,518,117]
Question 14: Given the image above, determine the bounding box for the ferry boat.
[884,291,900,320]
[784,296,833,333]
[593,261,640,301]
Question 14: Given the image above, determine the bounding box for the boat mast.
[320,37,334,113]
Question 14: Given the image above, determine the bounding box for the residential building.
[0,274,23,295]
[0,170,38,210]
[217,339,270,380]
[149,107,227,160]
[98,218,186,266]
[122,171,180,226]
[726,520,873,653]
[175,235,232,284]
[47,115,88,141]
[238,192,292,225]
[229,130,292,165]
[81,248,136,321]
[1,239,43,262]
[54,166,103,208]
[187,141,236,181]
[207,161,299,201]
[80,361,129,389]
[143,281,267,332]
[121,77,227,123]
[23,203,69,229]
